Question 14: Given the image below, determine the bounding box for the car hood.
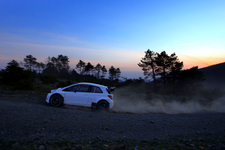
[51,88,62,93]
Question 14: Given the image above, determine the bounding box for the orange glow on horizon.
[179,54,225,69]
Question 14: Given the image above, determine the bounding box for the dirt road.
[0,96,225,149]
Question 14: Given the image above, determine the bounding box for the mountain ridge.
[199,62,225,88]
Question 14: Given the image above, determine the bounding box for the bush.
[56,80,74,88]
[15,79,34,90]
[40,74,58,84]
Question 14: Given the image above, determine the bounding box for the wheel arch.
[50,93,64,103]
[96,99,110,110]
[97,99,109,105]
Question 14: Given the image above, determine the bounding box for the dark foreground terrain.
[0,94,225,150]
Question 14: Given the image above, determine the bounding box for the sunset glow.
[0,0,225,78]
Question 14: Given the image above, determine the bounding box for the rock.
[12,142,19,147]
[104,144,109,148]
[72,145,82,150]
[199,146,205,149]
[39,145,44,149]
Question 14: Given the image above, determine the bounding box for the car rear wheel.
[97,101,109,110]
[50,95,63,107]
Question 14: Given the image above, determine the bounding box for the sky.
[0,0,225,78]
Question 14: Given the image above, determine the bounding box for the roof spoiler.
[108,87,116,91]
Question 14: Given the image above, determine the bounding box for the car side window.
[63,86,74,92]
[90,86,103,93]
[63,85,78,92]
[76,85,90,92]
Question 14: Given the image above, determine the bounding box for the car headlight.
[51,89,56,93]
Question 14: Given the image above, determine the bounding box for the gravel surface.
[0,94,225,149]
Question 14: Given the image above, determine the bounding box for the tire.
[50,95,63,107]
[97,101,109,110]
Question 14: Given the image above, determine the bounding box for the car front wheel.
[50,95,63,107]
[97,101,109,110]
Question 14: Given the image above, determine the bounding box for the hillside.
[199,62,225,88]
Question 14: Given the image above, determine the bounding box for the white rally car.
[46,82,114,110]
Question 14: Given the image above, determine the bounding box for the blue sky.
[0,0,225,78]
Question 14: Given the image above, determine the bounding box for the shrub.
[56,80,74,88]
[15,79,34,90]
[40,74,58,84]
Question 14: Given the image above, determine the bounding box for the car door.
[64,85,90,106]
[88,86,104,103]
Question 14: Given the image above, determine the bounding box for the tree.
[45,55,70,76]
[115,68,121,79]
[154,51,171,84]
[101,65,107,78]
[58,68,70,79]
[35,62,46,73]
[24,55,37,71]
[109,66,117,80]
[95,63,102,79]
[40,62,46,71]
[169,60,183,87]
[138,49,157,86]
[84,62,94,75]
[42,62,58,75]
[1,60,34,89]
[70,69,79,79]
[50,56,57,66]
[2,60,23,85]
[155,51,183,85]
[76,60,86,74]
[7,59,19,66]
[179,66,205,86]
[57,54,70,71]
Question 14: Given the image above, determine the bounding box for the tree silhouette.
[40,62,45,72]
[155,51,183,85]
[4,60,23,82]
[138,49,157,86]
[169,60,183,87]
[179,66,205,86]
[42,62,58,75]
[101,65,107,78]
[109,66,121,80]
[7,59,19,66]
[2,60,34,89]
[57,54,70,71]
[70,69,79,79]
[84,62,94,75]
[155,51,171,84]
[36,62,41,73]
[36,62,45,73]
[76,60,86,74]
[48,57,58,67]
[24,55,37,71]
[115,68,121,79]
[95,63,102,79]
[58,68,70,79]
[109,66,116,80]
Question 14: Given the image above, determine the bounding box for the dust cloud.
[111,85,225,114]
